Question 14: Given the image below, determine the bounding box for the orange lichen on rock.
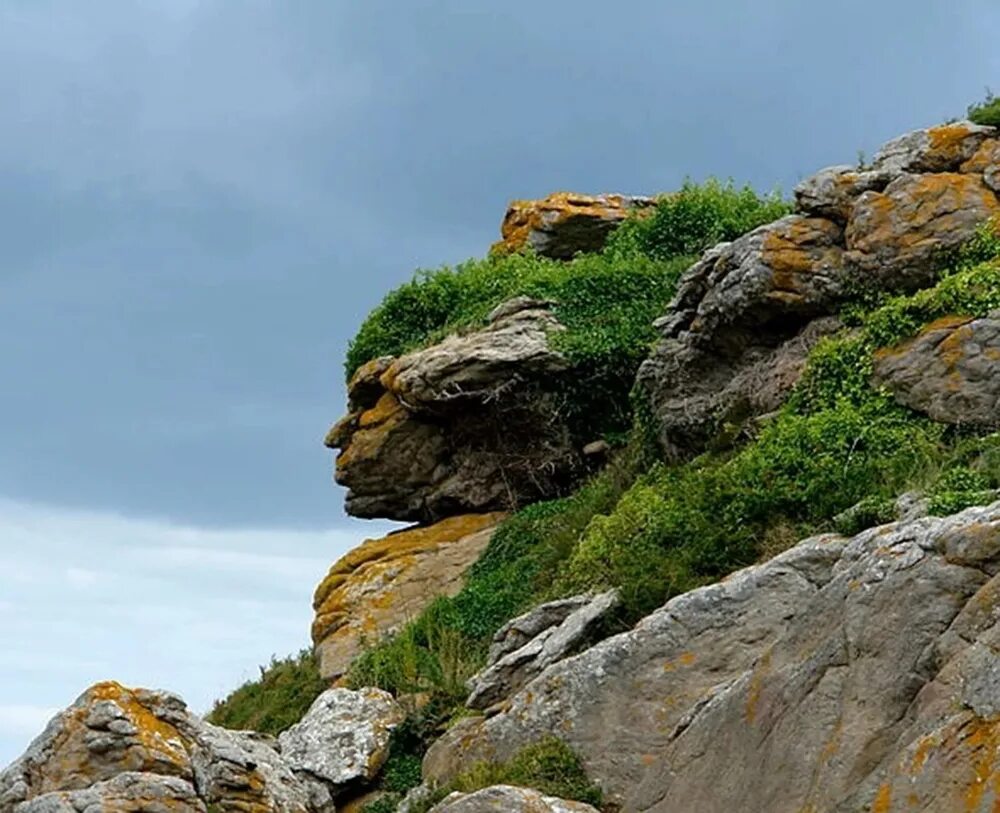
[492,191,654,259]
[311,513,506,680]
[27,682,193,798]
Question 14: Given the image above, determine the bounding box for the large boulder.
[428,785,599,813]
[873,312,1000,428]
[492,192,654,259]
[636,214,846,458]
[278,688,404,787]
[327,299,584,522]
[640,123,1000,460]
[0,682,333,813]
[312,514,506,681]
[845,172,1000,290]
[425,501,1000,812]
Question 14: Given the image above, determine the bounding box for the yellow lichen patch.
[744,650,772,724]
[871,782,893,813]
[909,733,940,775]
[928,124,982,164]
[490,191,647,256]
[961,139,1000,174]
[873,315,975,363]
[334,395,408,472]
[35,682,192,795]
[312,514,505,678]
[961,717,1000,812]
[761,218,840,281]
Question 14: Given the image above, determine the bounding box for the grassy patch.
[603,178,791,261]
[206,649,327,735]
[373,737,603,813]
[968,89,1000,128]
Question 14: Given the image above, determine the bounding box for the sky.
[1,0,998,765]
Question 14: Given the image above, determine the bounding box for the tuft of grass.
[206,649,328,735]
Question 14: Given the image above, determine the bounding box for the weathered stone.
[0,682,333,813]
[428,785,599,813]
[872,121,996,174]
[14,772,204,813]
[873,312,1000,428]
[486,595,598,665]
[425,502,1000,812]
[329,302,583,522]
[961,136,1000,193]
[637,214,848,457]
[384,303,569,412]
[794,165,891,222]
[467,591,619,711]
[492,192,654,259]
[845,172,1000,290]
[312,514,505,681]
[278,688,404,787]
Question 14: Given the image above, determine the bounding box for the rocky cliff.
[6,117,1000,813]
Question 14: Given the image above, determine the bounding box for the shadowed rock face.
[873,312,1000,428]
[311,514,506,682]
[492,192,655,259]
[639,121,1000,460]
[327,300,584,523]
[424,501,1000,812]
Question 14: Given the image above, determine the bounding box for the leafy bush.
[604,178,791,261]
[206,649,327,735]
[347,448,644,697]
[968,89,1000,127]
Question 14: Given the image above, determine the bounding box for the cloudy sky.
[1,0,998,764]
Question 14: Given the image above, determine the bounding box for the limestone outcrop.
[311,514,506,681]
[0,682,406,813]
[425,501,1000,812]
[873,312,1000,428]
[492,192,654,259]
[639,121,1000,459]
[327,299,584,522]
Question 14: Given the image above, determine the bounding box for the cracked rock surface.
[426,502,1000,812]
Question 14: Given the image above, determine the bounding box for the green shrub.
[407,737,603,813]
[604,178,791,261]
[347,448,644,698]
[206,649,327,735]
[968,89,1000,128]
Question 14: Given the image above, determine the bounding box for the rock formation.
[425,501,1000,812]
[327,299,583,523]
[492,192,654,259]
[312,513,506,681]
[874,312,1000,428]
[638,121,1000,459]
[0,683,404,813]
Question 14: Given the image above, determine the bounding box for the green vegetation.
[206,649,327,735]
[364,737,602,813]
[350,222,1000,705]
[603,178,790,261]
[968,89,1000,128]
[344,180,792,442]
